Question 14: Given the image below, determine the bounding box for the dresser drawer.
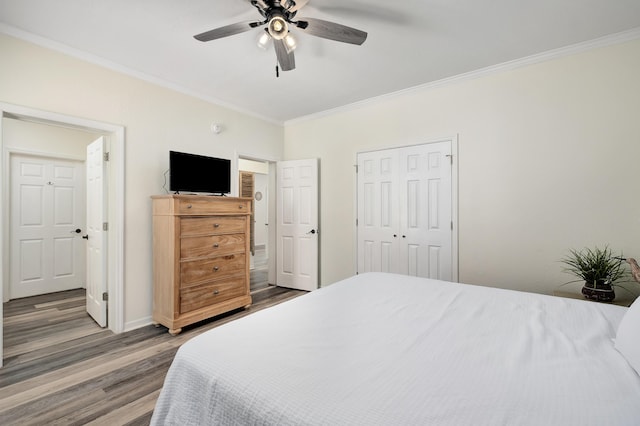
[180,216,246,237]
[180,234,245,259]
[178,198,250,215]
[180,276,247,313]
[180,253,246,286]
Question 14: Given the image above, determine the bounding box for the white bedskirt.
[152,272,640,425]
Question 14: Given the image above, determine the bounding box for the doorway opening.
[238,157,273,292]
[0,102,125,366]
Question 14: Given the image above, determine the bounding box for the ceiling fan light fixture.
[268,15,288,40]
[284,34,297,52]
[192,0,367,73]
[257,31,271,50]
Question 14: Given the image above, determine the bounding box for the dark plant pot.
[582,279,615,302]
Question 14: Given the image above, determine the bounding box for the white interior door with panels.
[276,159,319,291]
[10,154,86,299]
[86,136,108,327]
[357,141,454,280]
[357,149,401,273]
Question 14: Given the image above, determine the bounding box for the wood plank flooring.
[1,269,305,425]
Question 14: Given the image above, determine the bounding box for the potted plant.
[561,246,627,302]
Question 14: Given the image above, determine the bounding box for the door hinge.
[451,221,454,230]
[354,164,358,173]
[102,292,108,301]
[356,218,358,226]
[103,222,108,231]
[446,154,453,165]
[104,152,110,162]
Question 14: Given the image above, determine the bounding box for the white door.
[356,149,401,273]
[276,159,319,291]
[10,154,86,299]
[398,142,452,279]
[357,141,453,280]
[86,137,108,327]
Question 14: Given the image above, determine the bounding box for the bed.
[151,272,640,425]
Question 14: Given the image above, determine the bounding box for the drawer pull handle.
[238,205,243,209]
[213,223,220,228]
[186,204,192,209]
[213,266,219,272]
[213,290,219,295]
[213,243,219,248]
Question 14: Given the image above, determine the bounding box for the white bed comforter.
[151,273,640,425]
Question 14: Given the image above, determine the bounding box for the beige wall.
[0,34,284,329]
[3,118,98,157]
[2,31,639,329]
[284,39,640,294]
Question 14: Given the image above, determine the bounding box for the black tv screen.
[169,150,231,194]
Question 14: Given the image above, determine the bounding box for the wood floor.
[0,268,305,425]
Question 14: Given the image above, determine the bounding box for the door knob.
[71,228,82,234]
[82,235,89,240]
[307,229,316,234]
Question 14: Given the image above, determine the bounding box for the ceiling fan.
[194,0,368,73]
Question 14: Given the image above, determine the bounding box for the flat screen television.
[169,150,231,195]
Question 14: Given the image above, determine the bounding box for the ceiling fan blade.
[249,0,269,16]
[273,39,296,71]
[295,17,367,45]
[285,0,309,13]
[317,5,408,25]
[194,21,263,42]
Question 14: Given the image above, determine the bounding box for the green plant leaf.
[560,246,629,285]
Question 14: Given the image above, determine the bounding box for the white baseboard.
[124,316,153,332]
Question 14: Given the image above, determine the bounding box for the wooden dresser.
[151,195,252,334]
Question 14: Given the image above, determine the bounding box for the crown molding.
[0,23,284,127]
[2,22,638,128]
[285,27,640,126]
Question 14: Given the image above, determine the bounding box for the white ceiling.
[1,0,640,124]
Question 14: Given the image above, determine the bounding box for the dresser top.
[152,194,252,216]
[151,194,252,201]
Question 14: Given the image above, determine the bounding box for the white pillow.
[615,297,640,374]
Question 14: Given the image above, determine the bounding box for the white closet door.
[357,149,401,274]
[398,142,452,279]
[357,141,453,280]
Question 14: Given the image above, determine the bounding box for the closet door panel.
[357,141,453,281]
[399,143,452,280]
[357,150,400,274]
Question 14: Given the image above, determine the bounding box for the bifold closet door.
[357,141,453,280]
